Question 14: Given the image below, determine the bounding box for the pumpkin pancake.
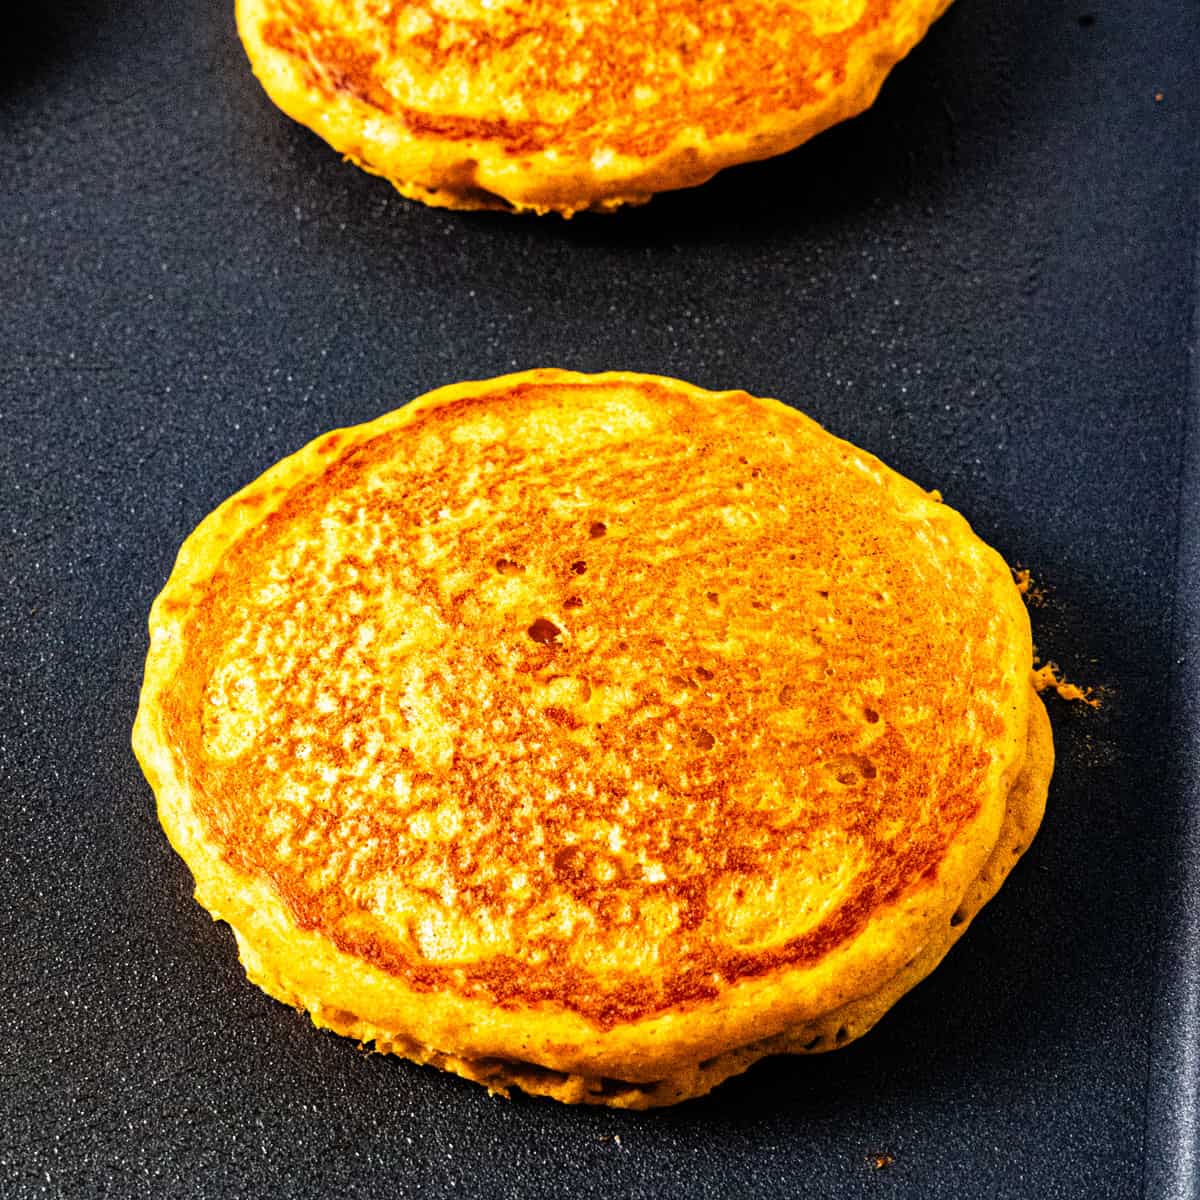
[235,0,956,215]
[134,369,1052,1107]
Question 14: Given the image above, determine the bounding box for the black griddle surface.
[2,2,1198,1197]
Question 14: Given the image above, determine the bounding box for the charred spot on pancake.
[527,617,562,645]
[552,845,588,881]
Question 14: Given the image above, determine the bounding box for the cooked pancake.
[134,369,1052,1107]
[235,0,956,215]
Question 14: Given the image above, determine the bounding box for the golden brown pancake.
[236,0,956,214]
[134,369,1052,1107]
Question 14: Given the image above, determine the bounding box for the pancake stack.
[134,370,1052,1108]
[236,0,957,214]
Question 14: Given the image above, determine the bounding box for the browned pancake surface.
[157,374,1021,1029]
[262,0,899,158]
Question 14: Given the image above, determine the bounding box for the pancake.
[133,369,1052,1107]
[235,0,956,215]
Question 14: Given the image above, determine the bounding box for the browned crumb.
[1032,663,1101,708]
[867,1152,896,1170]
[1013,567,1047,606]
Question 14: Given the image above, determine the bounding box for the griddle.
[3,2,1198,1196]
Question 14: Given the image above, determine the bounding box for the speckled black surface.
[2,2,1198,1197]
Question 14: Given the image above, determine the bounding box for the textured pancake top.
[257,0,912,157]
[146,373,1027,1028]
[237,0,953,210]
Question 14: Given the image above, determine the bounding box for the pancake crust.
[134,369,1049,1106]
[235,0,956,214]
